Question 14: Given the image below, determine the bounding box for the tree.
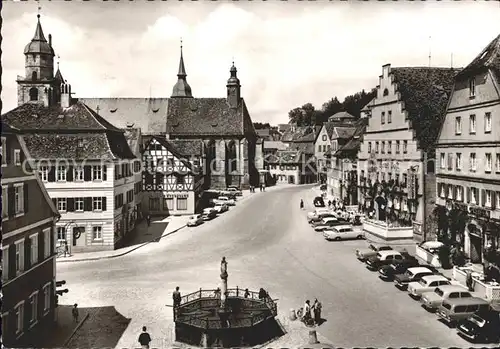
[253,122,271,130]
[288,107,304,125]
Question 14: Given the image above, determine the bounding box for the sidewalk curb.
[57,224,187,263]
[63,312,90,346]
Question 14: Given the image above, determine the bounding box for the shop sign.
[165,193,189,199]
[469,206,490,219]
[407,172,416,199]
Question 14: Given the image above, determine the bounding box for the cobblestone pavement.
[57,184,491,348]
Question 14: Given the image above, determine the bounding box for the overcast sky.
[2,1,500,124]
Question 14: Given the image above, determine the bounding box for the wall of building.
[142,191,195,216]
[268,165,300,184]
[314,126,331,171]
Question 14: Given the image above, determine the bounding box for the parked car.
[225,186,243,196]
[419,240,445,254]
[213,203,229,213]
[213,196,236,206]
[310,213,337,226]
[323,225,363,241]
[356,244,393,262]
[420,285,473,312]
[436,297,490,326]
[378,255,421,281]
[407,274,451,299]
[365,250,403,271]
[394,266,435,290]
[202,208,217,220]
[457,309,500,343]
[187,214,204,227]
[314,218,347,232]
[313,196,325,207]
[307,208,331,221]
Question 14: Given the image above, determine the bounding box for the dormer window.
[29,87,38,101]
[469,78,476,98]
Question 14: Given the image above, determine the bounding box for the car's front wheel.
[356,235,363,239]
[334,237,341,241]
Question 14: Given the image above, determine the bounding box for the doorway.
[288,175,295,184]
[73,227,86,247]
[469,233,482,263]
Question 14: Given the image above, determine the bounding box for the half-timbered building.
[142,137,204,215]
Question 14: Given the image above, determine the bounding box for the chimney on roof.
[48,34,52,47]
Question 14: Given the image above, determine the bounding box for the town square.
[1,1,500,348]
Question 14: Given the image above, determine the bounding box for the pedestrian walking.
[138,326,152,349]
[300,199,304,210]
[72,303,79,322]
[302,300,312,325]
[146,215,151,227]
[312,299,322,325]
[244,288,250,298]
[63,241,69,257]
[214,287,221,298]
[258,288,266,299]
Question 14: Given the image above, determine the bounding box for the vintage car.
[394,267,435,290]
[356,244,393,262]
[307,208,331,221]
[365,250,403,271]
[187,214,204,227]
[313,196,325,207]
[213,196,236,206]
[420,285,473,311]
[310,213,337,226]
[457,309,500,343]
[407,275,451,299]
[314,218,347,232]
[323,226,363,241]
[213,203,229,213]
[437,297,490,326]
[378,255,421,281]
[202,208,217,221]
[225,186,243,196]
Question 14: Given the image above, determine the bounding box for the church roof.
[389,67,460,152]
[171,45,193,98]
[456,33,500,82]
[55,68,64,83]
[166,97,253,137]
[24,15,54,56]
[78,98,169,135]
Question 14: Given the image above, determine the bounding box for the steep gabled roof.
[390,67,460,152]
[456,33,500,82]
[268,150,303,164]
[334,126,357,140]
[145,136,196,172]
[23,132,135,160]
[1,101,123,132]
[168,139,204,156]
[79,98,169,135]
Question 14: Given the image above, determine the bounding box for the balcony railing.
[175,287,278,329]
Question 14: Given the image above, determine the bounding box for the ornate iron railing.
[175,287,278,329]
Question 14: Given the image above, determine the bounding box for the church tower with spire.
[226,62,241,109]
[16,14,58,107]
[171,41,193,98]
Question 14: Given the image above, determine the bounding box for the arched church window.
[383,88,389,96]
[228,141,237,173]
[32,71,37,81]
[29,87,38,101]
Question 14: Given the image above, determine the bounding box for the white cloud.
[2,2,500,124]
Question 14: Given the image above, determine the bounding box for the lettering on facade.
[407,168,417,200]
[469,206,490,219]
[165,193,189,199]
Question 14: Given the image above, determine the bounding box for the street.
[57,185,474,348]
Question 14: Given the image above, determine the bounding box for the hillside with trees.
[288,88,377,126]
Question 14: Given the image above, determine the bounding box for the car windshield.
[469,314,486,327]
[419,279,427,286]
[369,244,376,251]
[405,270,414,278]
[434,288,444,297]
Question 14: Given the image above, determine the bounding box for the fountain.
[173,257,283,347]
